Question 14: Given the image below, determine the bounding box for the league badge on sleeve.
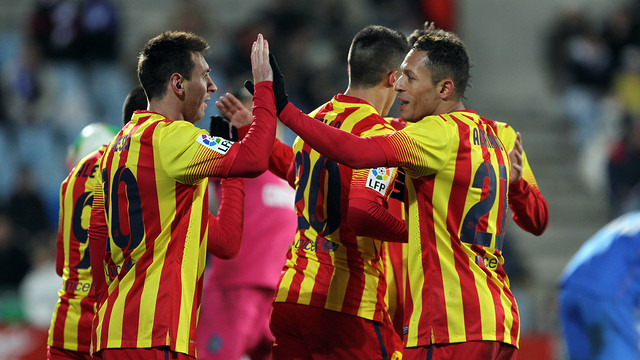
[196,134,233,155]
[366,167,393,195]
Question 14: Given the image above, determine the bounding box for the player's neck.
[344,85,391,116]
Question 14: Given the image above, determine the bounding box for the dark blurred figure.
[0,211,30,291]
[28,0,82,61]
[7,167,50,238]
[607,114,640,217]
[77,0,120,62]
[547,8,614,148]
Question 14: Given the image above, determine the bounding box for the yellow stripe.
[176,182,207,348]
[405,179,424,347]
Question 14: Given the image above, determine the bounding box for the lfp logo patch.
[366,167,393,195]
[196,134,233,155]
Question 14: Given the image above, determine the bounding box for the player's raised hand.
[269,53,288,116]
[251,34,273,84]
[216,93,252,128]
[509,132,523,183]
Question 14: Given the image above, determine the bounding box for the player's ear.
[386,70,398,87]
[170,73,184,95]
[438,79,455,99]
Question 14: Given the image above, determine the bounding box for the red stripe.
[51,297,69,346]
[76,294,96,352]
[412,175,447,341]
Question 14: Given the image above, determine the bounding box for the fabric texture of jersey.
[90,111,241,357]
[273,94,398,322]
[482,118,548,235]
[374,111,518,348]
[48,146,105,353]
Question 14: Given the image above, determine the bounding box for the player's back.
[49,147,104,353]
[396,110,517,347]
[274,94,397,322]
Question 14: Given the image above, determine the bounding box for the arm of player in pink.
[88,184,108,305]
[227,82,277,177]
[207,178,244,259]
[278,102,393,169]
[508,180,549,236]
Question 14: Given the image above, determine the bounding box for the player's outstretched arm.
[217,92,294,183]
[227,34,276,178]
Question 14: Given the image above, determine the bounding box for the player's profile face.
[183,52,216,123]
[394,49,441,122]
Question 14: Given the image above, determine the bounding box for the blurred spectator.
[607,114,640,217]
[28,0,82,61]
[547,8,614,148]
[12,41,42,124]
[612,45,640,116]
[78,0,120,61]
[0,211,30,291]
[7,167,50,239]
[19,233,59,329]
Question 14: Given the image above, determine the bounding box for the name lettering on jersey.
[64,279,93,294]
[473,128,503,150]
[474,254,500,270]
[295,236,339,253]
[111,134,131,152]
[105,258,136,281]
[366,167,393,195]
[196,134,233,155]
[75,163,99,178]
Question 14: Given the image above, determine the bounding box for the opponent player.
[559,210,640,359]
[88,32,276,359]
[262,29,520,359]
[47,86,147,360]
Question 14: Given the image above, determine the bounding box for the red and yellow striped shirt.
[376,111,517,347]
[89,111,241,356]
[48,147,105,353]
[274,94,399,322]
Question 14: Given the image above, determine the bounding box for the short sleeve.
[158,122,240,184]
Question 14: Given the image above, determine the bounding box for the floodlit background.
[0,0,638,359]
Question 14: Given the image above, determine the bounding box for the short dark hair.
[413,28,470,99]
[137,31,209,101]
[348,25,409,88]
[122,85,148,125]
[408,22,447,46]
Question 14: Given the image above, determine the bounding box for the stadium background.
[0,0,632,359]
